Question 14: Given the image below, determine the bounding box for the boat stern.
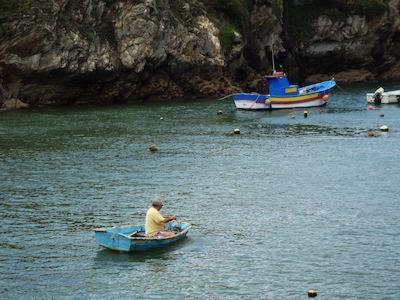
[95,226,143,252]
[232,93,269,110]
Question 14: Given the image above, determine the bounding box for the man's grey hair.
[152,196,163,207]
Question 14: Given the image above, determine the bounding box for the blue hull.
[95,221,191,252]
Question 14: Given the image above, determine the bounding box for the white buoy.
[160,117,164,121]
[380,125,389,132]
[217,110,223,115]
[380,112,384,117]
[234,128,241,135]
[304,111,308,118]
[307,289,317,298]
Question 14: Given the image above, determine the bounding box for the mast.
[271,45,276,72]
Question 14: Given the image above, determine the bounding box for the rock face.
[1,0,400,106]
[0,0,237,106]
[281,0,400,82]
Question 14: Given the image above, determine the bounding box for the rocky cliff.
[282,0,400,83]
[0,0,399,106]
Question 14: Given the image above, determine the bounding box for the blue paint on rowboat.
[95,221,192,252]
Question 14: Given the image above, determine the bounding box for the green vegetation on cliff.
[358,0,388,19]
[0,0,31,18]
[218,23,236,50]
[206,0,254,28]
[204,0,254,50]
[272,0,283,19]
[285,0,390,42]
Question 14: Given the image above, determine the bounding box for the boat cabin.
[265,71,299,97]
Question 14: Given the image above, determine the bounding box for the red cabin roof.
[265,71,286,78]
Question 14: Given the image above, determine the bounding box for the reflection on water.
[247,123,365,137]
[1,84,400,298]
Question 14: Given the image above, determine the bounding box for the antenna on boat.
[271,45,276,72]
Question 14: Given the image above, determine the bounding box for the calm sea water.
[1,83,400,299]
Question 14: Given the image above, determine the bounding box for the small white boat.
[367,88,400,104]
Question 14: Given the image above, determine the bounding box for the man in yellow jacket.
[145,198,176,237]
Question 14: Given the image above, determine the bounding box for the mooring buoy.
[304,111,308,118]
[217,110,223,115]
[380,125,389,132]
[160,117,164,121]
[149,144,158,152]
[367,130,375,137]
[307,289,317,298]
[234,128,241,135]
[380,112,384,117]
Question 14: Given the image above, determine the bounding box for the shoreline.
[1,77,399,111]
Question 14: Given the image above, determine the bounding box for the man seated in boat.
[145,198,176,238]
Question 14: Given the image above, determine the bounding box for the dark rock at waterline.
[1,98,29,110]
[306,69,375,85]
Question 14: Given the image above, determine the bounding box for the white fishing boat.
[367,88,400,104]
[230,47,336,110]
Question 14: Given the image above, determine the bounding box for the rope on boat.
[218,94,234,101]
[332,77,346,94]
[253,94,261,109]
[335,83,347,93]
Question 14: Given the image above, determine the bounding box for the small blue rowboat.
[94,221,192,252]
